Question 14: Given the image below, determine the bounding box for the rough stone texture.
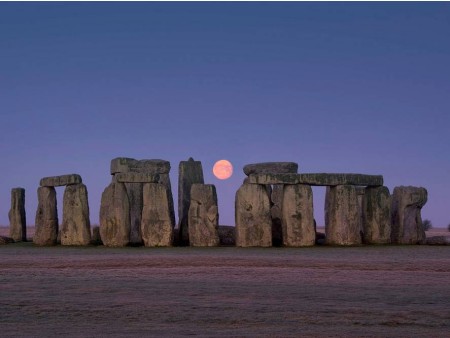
[270,184,284,246]
[34,187,58,246]
[281,184,315,247]
[391,186,428,245]
[141,183,174,247]
[91,226,103,245]
[0,236,14,245]
[235,184,272,247]
[248,173,383,187]
[115,173,160,183]
[8,188,26,242]
[188,184,219,247]
[243,162,298,176]
[178,158,204,245]
[125,183,144,245]
[426,236,450,245]
[40,174,82,187]
[110,157,170,175]
[325,185,361,246]
[362,186,391,244]
[218,225,235,246]
[159,173,176,229]
[99,182,130,247]
[60,184,91,246]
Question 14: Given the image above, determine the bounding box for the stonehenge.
[9,188,26,242]
[188,184,219,247]
[4,158,432,248]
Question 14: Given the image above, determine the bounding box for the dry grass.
[0,243,449,337]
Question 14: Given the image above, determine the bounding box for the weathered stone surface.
[115,173,160,183]
[0,236,14,245]
[99,182,130,247]
[40,174,82,187]
[391,186,428,244]
[159,173,176,228]
[141,183,174,247]
[248,173,383,187]
[8,188,26,242]
[219,225,235,246]
[243,162,298,176]
[325,185,361,246]
[60,184,91,246]
[282,184,315,247]
[178,158,204,245]
[110,157,170,175]
[235,184,272,247]
[188,184,219,247]
[426,236,450,245]
[91,226,103,245]
[362,186,391,244]
[34,187,58,246]
[125,182,144,245]
[271,184,284,246]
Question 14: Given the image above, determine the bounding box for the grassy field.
[1,243,449,337]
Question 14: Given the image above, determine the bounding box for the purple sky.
[1,3,449,228]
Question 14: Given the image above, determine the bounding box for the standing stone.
[282,184,315,247]
[362,186,391,244]
[188,184,219,247]
[391,186,428,244]
[34,187,58,246]
[325,185,361,246]
[158,173,176,231]
[178,158,205,245]
[235,184,272,247]
[60,184,91,246]
[99,182,130,247]
[270,184,284,246]
[141,183,174,247]
[125,182,144,245]
[8,188,27,242]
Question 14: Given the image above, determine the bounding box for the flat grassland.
[1,241,449,337]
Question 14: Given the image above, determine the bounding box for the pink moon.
[213,160,233,180]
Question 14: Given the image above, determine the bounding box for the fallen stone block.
[40,174,82,187]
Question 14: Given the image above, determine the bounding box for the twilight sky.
[1,3,449,228]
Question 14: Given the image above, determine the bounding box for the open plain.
[1,233,449,337]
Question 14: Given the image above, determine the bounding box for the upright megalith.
[34,187,58,246]
[100,182,130,247]
[270,184,284,246]
[178,158,204,245]
[188,184,219,247]
[235,184,272,247]
[391,186,428,244]
[325,185,361,246]
[141,183,174,247]
[362,186,391,244]
[60,184,91,246]
[281,184,315,247]
[9,188,26,242]
[110,157,175,242]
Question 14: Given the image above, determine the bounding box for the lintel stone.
[40,174,82,187]
[243,162,298,176]
[110,157,170,175]
[115,172,160,183]
[248,173,383,187]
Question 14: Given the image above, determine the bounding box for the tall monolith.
[281,184,315,247]
[125,182,144,245]
[188,184,219,247]
[235,184,272,247]
[391,186,427,244]
[99,182,130,247]
[61,184,91,246]
[325,185,361,245]
[9,188,26,242]
[362,186,391,244]
[141,183,174,247]
[178,158,204,245]
[34,186,58,246]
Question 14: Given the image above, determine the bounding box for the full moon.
[213,159,233,180]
